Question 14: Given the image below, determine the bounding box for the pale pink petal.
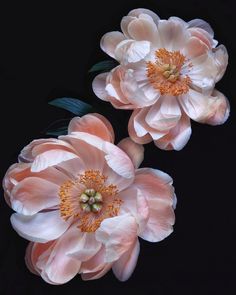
[119,187,149,233]
[31,150,78,173]
[154,113,192,151]
[10,177,60,215]
[25,242,40,275]
[188,18,214,37]
[146,96,181,132]
[117,137,144,168]
[120,69,159,107]
[121,9,159,39]
[10,210,70,243]
[199,89,230,125]
[179,89,216,122]
[183,36,209,58]
[213,45,228,82]
[36,225,82,284]
[115,40,150,64]
[67,232,101,262]
[112,238,140,281]
[81,264,112,281]
[128,109,153,144]
[127,15,158,43]
[68,114,115,143]
[188,54,217,93]
[61,132,135,180]
[92,72,109,101]
[128,8,160,25]
[101,31,126,58]
[95,214,138,262]
[157,19,190,51]
[19,138,75,163]
[188,27,215,49]
[133,168,175,242]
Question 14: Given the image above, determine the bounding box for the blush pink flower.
[93,8,230,150]
[3,113,176,284]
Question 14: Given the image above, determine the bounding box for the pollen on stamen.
[59,170,122,232]
[146,48,191,96]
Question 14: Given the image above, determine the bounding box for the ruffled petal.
[115,40,151,64]
[157,19,190,51]
[101,31,126,58]
[96,214,138,262]
[112,238,140,281]
[145,96,182,132]
[198,89,230,125]
[188,18,214,37]
[28,225,82,284]
[154,113,192,151]
[92,72,109,101]
[10,177,60,215]
[133,168,175,242]
[179,89,216,122]
[31,150,78,173]
[117,137,144,168]
[68,114,115,143]
[11,210,70,243]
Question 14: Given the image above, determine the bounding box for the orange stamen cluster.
[59,170,121,232]
[146,48,191,96]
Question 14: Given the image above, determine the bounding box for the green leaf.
[89,60,117,73]
[46,126,68,136]
[49,97,93,115]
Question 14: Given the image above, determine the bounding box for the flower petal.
[101,31,126,58]
[188,18,214,37]
[127,15,158,43]
[213,45,228,82]
[158,19,190,51]
[154,113,192,151]
[10,177,60,215]
[128,8,160,25]
[67,232,101,262]
[133,168,175,242]
[35,225,82,284]
[146,96,181,132]
[115,40,150,64]
[31,150,78,173]
[61,132,134,180]
[112,238,140,281]
[128,109,153,144]
[96,214,138,262]
[92,72,109,101]
[179,89,216,122]
[199,89,230,125]
[117,137,144,168]
[68,113,115,143]
[11,210,70,243]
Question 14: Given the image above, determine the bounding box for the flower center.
[59,170,122,232]
[146,48,191,96]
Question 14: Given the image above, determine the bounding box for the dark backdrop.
[0,0,235,294]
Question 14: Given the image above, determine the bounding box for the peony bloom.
[93,8,230,150]
[3,113,176,284]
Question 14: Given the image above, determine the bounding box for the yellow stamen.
[146,48,191,96]
[59,170,121,232]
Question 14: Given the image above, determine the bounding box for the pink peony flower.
[3,113,176,284]
[93,8,230,150]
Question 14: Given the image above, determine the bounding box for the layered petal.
[96,214,138,262]
[154,113,191,151]
[11,210,70,243]
[68,113,115,143]
[101,31,126,58]
[10,177,60,215]
[112,238,140,281]
[133,168,175,242]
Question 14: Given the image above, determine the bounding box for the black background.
[0,0,235,294]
